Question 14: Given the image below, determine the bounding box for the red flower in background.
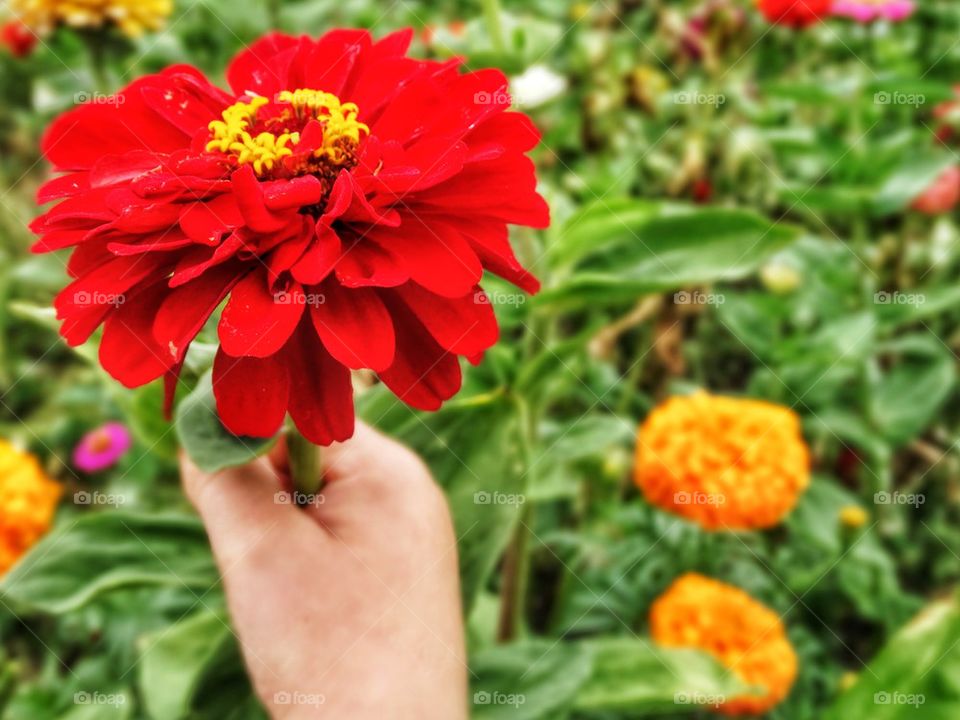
[31,29,548,445]
[912,166,960,215]
[1,20,37,58]
[756,0,831,27]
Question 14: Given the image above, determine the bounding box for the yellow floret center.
[205,89,369,178]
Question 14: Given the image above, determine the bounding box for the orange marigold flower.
[634,392,810,530]
[651,573,798,715]
[0,440,61,575]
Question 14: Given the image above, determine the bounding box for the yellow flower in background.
[9,0,172,38]
[651,573,798,715]
[839,504,868,529]
[634,392,810,530]
[0,440,61,575]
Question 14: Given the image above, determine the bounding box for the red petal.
[291,223,341,285]
[219,269,304,358]
[335,236,408,288]
[393,283,498,356]
[153,261,244,363]
[231,165,289,233]
[368,219,482,297]
[226,33,300,98]
[213,347,289,438]
[179,194,243,244]
[310,283,395,371]
[283,322,354,446]
[378,304,462,411]
[55,255,169,345]
[99,283,173,388]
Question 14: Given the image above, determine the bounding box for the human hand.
[180,422,467,719]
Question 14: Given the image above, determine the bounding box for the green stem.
[481,0,506,54]
[266,0,282,31]
[286,424,323,498]
[497,502,533,641]
[81,32,109,95]
[497,396,537,642]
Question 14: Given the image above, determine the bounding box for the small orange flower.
[634,392,810,530]
[651,573,798,715]
[0,440,61,575]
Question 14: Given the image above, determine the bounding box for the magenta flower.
[73,422,133,472]
[831,0,915,22]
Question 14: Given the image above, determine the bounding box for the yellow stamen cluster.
[634,392,810,530]
[651,573,798,716]
[0,440,61,575]
[10,0,171,38]
[206,89,368,177]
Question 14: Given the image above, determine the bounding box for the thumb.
[180,451,317,567]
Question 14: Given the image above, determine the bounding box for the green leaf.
[138,608,235,720]
[574,639,752,714]
[0,512,217,615]
[175,371,277,473]
[548,198,660,268]
[824,594,960,719]
[125,382,180,461]
[470,641,594,720]
[868,335,956,444]
[60,691,133,720]
[539,207,800,309]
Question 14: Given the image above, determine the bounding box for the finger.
[309,422,447,534]
[180,451,314,566]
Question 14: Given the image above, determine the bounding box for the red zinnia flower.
[911,166,960,215]
[756,0,831,27]
[1,20,37,58]
[31,29,548,445]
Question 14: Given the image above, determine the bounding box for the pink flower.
[831,0,915,23]
[72,422,132,472]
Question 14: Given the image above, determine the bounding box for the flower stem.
[286,424,323,498]
[497,396,537,641]
[81,32,109,95]
[481,0,506,54]
[266,0,282,30]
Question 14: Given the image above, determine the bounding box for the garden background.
[2,0,960,718]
